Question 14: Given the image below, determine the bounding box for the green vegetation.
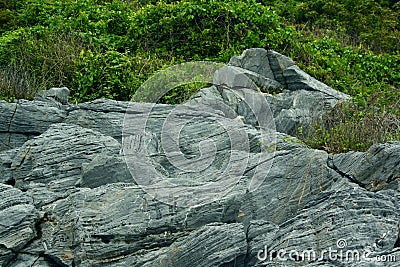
[268,0,400,53]
[0,0,399,153]
[0,0,293,102]
[297,103,400,154]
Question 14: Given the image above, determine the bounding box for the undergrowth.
[0,0,399,153]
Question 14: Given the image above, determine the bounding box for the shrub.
[0,0,399,153]
[0,0,19,33]
[71,50,172,102]
[0,0,295,103]
[0,63,40,101]
[266,0,400,53]
[0,29,87,100]
[289,36,400,109]
[127,0,294,61]
[298,102,400,153]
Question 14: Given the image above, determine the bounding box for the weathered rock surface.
[0,184,39,266]
[0,49,399,267]
[330,142,400,191]
[0,99,67,151]
[35,87,70,105]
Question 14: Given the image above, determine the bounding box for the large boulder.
[197,48,350,135]
[0,49,398,267]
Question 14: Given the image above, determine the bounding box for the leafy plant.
[266,0,400,53]
[0,0,399,153]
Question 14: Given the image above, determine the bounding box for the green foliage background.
[0,0,399,152]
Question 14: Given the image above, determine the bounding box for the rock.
[65,99,128,143]
[187,85,238,120]
[0,133,34,154]
[77,154,132,188]
[225,48,349,135]
[0,184,40,266]
[38,184,187,266]
[266,89,341,135]
[213,65,282,93]
[35,87,70,105]
[266,50,295,86]
[0,148,18,185]
[145,222,248,267]
[246,186,400,266]
[229,48,348,98]
[239,147,341,225]
[229,48,276,80]
[0,100,67,151]
[4,254,52,267]
[2,123,121,207]
[330,142,400,191]
[283,65,348,99]
[122,100,275,207]
[0,49,399,267]
[36,183,248,266]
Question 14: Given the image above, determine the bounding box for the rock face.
[0,49,399,267]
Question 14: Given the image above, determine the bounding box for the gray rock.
[0,148,18,185]
[223,48,349,135]
[0,49,399,267]
[36,182,248,266]
[3,123,121,207]
[0,133,33,153]
[87,223,247,267]
[78,154,132,188]
[283,65,349,99]
[0,100,67,151]
[0,184,39,266]
[267,50,295,86]
[187,85,238,120]
[72,98,129,113]
[228,48,348,99]
[213,65,282,93]
[146,222,248,267]
[14,134,396,267]
[266,89,342,135]
[0,247,14,267]
[247,187,400,266]
[240,147,341,225]
[38,184,187,266]
[5,254,52,267]
[35,87,70,105]
[330,142,400,191]
[122,100,275,207]
[229,48,276,80]
[65,99,130,142]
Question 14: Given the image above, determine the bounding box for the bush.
[0,29,87,101]
[0,0,295,103]
[0,63,40,101]
[267,0,400,53]
[0,0,19,33]
[289,36,400,110]
[298,102,400,153]
[128,0,294,60]
[71,50,173,102]
[0,0,399,153]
